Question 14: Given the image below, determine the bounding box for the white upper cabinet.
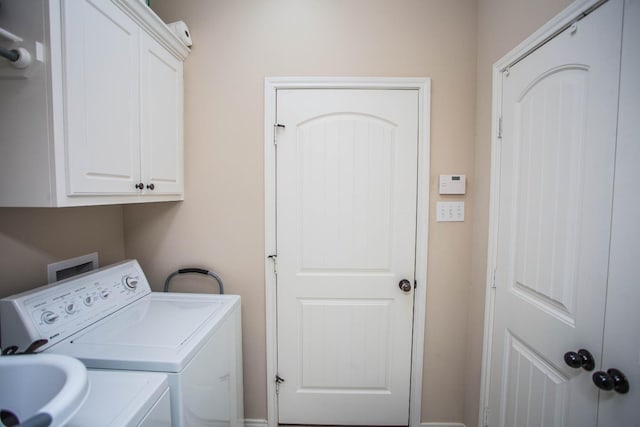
[0,0,189,206]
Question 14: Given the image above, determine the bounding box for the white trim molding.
[421,423,466,427]
[244,420,466,427]
[264,77,431,427]
[112,0,190,59]
[245,420,464,427]
[479,1,607,427]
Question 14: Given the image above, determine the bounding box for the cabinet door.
[62,0,141,195]
[140,33,183,195]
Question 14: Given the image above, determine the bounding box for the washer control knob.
[65,303,76,314]
[100,289,110,299]
[123,276,138,290]
[83,295,94,306]
[41,311,59,324]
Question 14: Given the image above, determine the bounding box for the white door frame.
[480,1,609,426]
[264,77,431,427]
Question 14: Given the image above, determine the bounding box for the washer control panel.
[0,260,151,351]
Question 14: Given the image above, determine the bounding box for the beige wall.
[126,0,477,422]
[0,206,125,298]
[464,0,574,426]
[0,1,585,425]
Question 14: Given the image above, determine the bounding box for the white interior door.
[597,1,640,424]
[488,1,623,426]
[275,89,418,425]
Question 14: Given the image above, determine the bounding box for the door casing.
[480,0,611,426]
[264,77,431,427]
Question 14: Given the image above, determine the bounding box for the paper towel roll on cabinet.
[168,21,192,47]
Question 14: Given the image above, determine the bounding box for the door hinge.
[268,254,278,275]
[483,406,490,427]
[491,269,497,289]
[273,123,285,145]
[497,117,503,139]
[275,375,285,394]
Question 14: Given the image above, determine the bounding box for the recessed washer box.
[47,253,99,283]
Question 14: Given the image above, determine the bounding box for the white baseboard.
[244,420,464,427]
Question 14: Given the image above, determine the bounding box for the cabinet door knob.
[135,182,144,190]
[146,183,155,190]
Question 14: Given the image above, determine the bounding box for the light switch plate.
[436,201,464,222]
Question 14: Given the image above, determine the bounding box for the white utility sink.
[0,353,89,427]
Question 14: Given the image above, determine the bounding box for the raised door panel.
[511,67,587,325]
[140,33,183,195]
[62,0,140,195]
[501,333,569,427]
[298,115,395,272]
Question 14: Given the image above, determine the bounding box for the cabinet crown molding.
[113,0,190,60]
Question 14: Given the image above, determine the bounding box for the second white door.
[487,1,624,425]
[276,89,419,425]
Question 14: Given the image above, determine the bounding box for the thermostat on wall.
[439,174,466,195]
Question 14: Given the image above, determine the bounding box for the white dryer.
[0,260,244,427]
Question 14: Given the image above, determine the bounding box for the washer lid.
[49,293,240,372]
[73,298,223,348]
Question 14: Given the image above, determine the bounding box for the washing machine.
[0,260,244,427]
